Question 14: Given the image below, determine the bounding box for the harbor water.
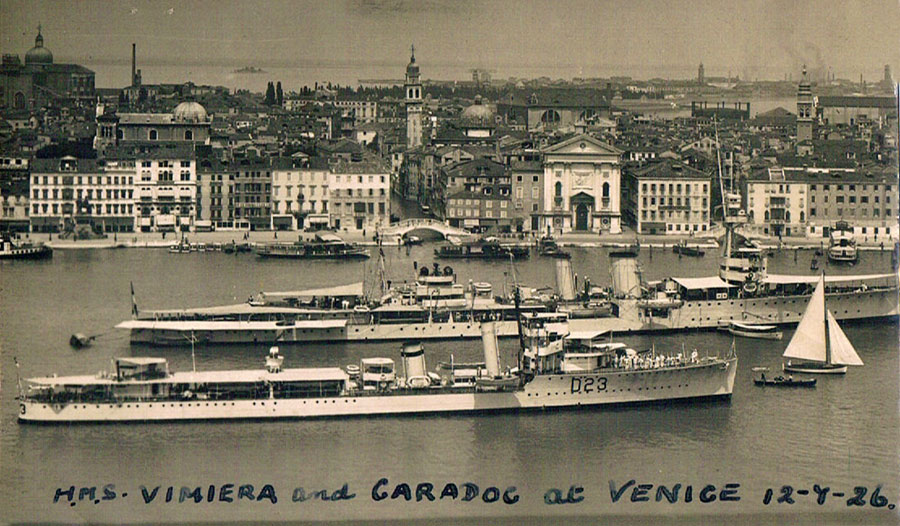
[1,246,898,523]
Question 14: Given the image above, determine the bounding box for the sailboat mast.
[821,273,832,366]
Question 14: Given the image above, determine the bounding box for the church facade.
[539,134,623,235]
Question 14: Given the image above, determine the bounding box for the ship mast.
[822,272,832,366]
[509,255,526,381]
[714,118,731,259]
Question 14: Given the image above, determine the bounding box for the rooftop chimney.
[131,43,136,86]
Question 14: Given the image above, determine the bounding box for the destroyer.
[118,267,549,345]
[17,313,737,423]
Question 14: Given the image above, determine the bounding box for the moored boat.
[538,237,570,258]
[256,234,369,260]
[673,241,704,257]
[435,238,529,260]
[717,320,782,340]
[0,233,52,260]
[827,222,858,264]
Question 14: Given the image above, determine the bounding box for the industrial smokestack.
[555,259,576,301]
[480,322,501,378]
[131,43,136,86]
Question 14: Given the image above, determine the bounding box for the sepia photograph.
[0,1,898,524]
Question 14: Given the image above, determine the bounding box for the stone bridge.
[381,218,474,240]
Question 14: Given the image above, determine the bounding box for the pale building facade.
[539,134,623,235]
[624,160,711,235]
[134,155,196,232]
[329,159,390,232]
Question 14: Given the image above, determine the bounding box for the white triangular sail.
[782,275,827,363]
[825,310,864,366]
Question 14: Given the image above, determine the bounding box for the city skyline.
[1,0,899,83]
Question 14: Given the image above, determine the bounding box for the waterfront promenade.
[18,225,899,252]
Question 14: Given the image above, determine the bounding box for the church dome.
[460,95,494,123]
[25,28,53,65]
[173,101,208,122]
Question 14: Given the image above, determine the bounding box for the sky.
[1,0,898,81]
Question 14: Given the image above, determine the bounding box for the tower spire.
[410,44,415,62]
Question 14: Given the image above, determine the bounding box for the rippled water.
[1,247,897,524]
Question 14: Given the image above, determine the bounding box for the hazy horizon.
[2,0,898,84]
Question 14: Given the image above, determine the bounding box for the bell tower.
[405,45,423,149]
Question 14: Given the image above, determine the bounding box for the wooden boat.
[782,274,864,374]
[754,374,816,387]
[718,320,782,340]
[673,242,704,257]
[538,238,570,259]
[609,243,639,258]
[69,333,95,349]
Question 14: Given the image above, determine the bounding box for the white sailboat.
[782,274,864,374]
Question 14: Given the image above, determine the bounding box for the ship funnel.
[555,259,577,301]
[400,341,428,382]
[480,322,501,377]
[611,258,642,298]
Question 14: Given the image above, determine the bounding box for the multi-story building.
[510,160,544,232]
[232,161,272,231]
[196,158,236,230]
[30,157,134,233]
[271,157,330,231]
[134,150,196,232]
[328,156,390,232]
[804,168,898,239]
[623,159,711,235]
[444,158,513,231]
[744,166,899,240]
[817,95,897,127]
[334,99,378,125]
[539,134,623,235]
[0,168,30,233]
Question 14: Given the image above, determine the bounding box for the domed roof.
[173,101,208,122]
[25,28,53,65]
[460,95,494,123]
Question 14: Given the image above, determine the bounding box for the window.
[184,130,193,141]
[602,182,610,198]
[149,129,158,141]
[555,182,562,197]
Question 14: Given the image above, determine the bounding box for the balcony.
[553,197,564,208]
[601,197,611,209]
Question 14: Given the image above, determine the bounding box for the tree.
[276,81,284,106]
[265,82,276,106]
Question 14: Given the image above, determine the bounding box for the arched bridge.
[381,218,474,239]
